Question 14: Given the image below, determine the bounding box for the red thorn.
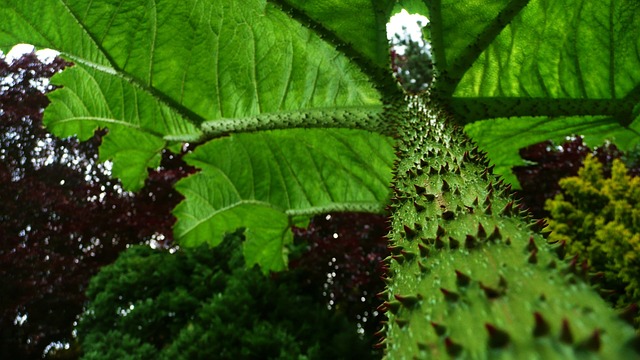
[442,179,450,191]
[400,250,416,261]
[485,323,510,348]
[488,226,501,241]
[431,322,447,336]
[465,235,478,249]
[394,294,421,308]
[528,248,538,264]
[445,337,463,356]
[442,210,455,220]
[480,282,503,299]
[417,260,428,273]
[530,218,547,232]
[533,312,550,337]
[560,318,573,344]
[455,270,471,287]
[440,288,460,302]
[501,201,514,216]
[477,223,487,239]
[579,329,601,351]
[418,243,429,257]
[403,225,417,239]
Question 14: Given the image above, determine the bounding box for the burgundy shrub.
[291,212,390,338]
[0,53,192,359]
[513,136,637,218]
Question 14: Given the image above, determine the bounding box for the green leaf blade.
[1,0,383,192]
[453,0,640,101]
[99,128,165,191]
[276,0,396,69]
[431,0,640,182]
[174,128,395,270]
[43,65,200,190]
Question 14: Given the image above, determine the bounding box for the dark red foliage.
[290,212,390,338]
[513,136,638,218]
[0,53,192,359]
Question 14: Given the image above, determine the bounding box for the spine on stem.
[379,97,640,359]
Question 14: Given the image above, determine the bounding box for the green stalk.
[200,106,388,138]
[380,97,640,359]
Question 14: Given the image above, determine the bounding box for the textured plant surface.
[546,155,640,324]
[79,233,375,360]
[2,1,640,358]
[380,100,638,358]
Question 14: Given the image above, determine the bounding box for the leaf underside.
[1,0,639,270]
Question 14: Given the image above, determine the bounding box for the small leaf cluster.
[546,155,640,323]
[78,232,375,360]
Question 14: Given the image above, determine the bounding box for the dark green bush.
[78,233,374,360]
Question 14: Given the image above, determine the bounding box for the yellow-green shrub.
[546,155,640,322]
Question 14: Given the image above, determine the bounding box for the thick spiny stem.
[381,97,639,359]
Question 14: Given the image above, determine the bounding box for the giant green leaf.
[173,128,394,272]
[0,0,381,191]
[467,114,640,185]
[0,0,392,267]
[43,66,199,189]
[3,0,640,271]
[274,0,395,69]
[453,1,640,100]
[424,0,640,184]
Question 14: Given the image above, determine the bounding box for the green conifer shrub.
[546,155,640,326]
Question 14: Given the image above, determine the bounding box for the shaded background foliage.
[0,53,191,359]
[389,23,433,94]
[79,233,378,360]
[290,212,389,338]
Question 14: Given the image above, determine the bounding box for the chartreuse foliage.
[2,0,640,358]
[546,155,640,324]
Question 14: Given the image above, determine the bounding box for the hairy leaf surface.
[2,0,640,271]
[274,0,395,69]
[427,0,640,184]
[0,0,393,266]
[174,128,394,271]
[0,0,381,191]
